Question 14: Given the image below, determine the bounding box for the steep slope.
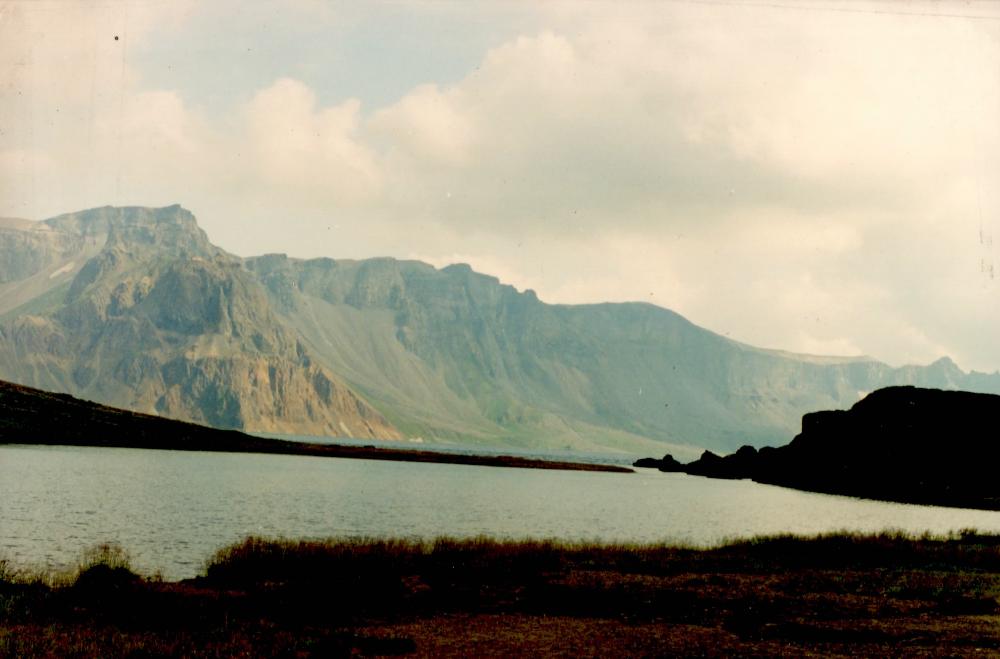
[246,254,1000,453]
[0,206,399,440]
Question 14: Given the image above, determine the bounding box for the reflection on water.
[2,444,1000,580]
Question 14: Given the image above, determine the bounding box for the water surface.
[3,444,999,580]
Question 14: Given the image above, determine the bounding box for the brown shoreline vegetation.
[3,532,1000,657]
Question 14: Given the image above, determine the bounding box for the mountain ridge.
[0,204,996,454]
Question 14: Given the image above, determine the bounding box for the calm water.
[3,444,1000,580]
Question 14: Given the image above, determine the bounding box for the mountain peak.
[44,205,216,258]
[927,355,964,379]
[442,263,473,274]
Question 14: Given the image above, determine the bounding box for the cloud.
[370,83,474,166]
[243,78,380,201]
[371,6,998,230]
[364,5,1000,370]
[1,1,999,371]
[0,0,200,214]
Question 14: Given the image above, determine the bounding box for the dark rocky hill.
[638,386,1000,510]
[0,377,261,450]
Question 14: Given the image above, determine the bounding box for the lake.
[3,444,1000,580]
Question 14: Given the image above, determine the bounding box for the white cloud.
[370,83,474,166]
[1,1,999,371]
[243,78,380,201]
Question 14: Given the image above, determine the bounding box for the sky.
[1,0,999,371]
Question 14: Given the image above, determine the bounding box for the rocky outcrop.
[154,355,396,438]
[633,454,684,471]
[683,446,761,479]
[636,386,1000,511]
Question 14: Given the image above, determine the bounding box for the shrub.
[72,543,139,593]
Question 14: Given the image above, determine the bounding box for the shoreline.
[0,379,631,473]
[2,439,634,473]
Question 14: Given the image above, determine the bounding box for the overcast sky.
[2,1,999,371]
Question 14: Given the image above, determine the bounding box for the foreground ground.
[2,533,999,657]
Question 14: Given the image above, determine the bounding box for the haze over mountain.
[1,205,998,455]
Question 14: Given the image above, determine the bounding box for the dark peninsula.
[636,386,1000,510]
[0,379,630,473]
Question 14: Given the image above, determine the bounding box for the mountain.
[244,254,1000,454]
[644,386,1000,510]
[1,205,998,454]
[0,206,399,440]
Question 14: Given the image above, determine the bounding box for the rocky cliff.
[246,253,1000,453]
[0,206,399,440]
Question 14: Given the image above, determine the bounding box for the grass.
[205,529,1000,585]
[2,532,1000,656]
